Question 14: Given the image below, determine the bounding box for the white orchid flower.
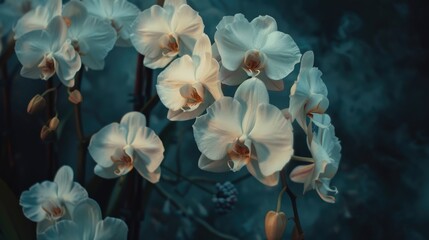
[130,0,204,69]
[15,16,81,87]
[214,14,301,91]
[12,0,62,39]
[289,118,341,203]
[19,166,88,233]
[288,51,331,133]
[193,78,294,186]
[88,111,164,183]
[0,0,48,38]
[63,1,116,70]
[82,0,140,47]
[156,34,222,121]
[39,198,128,240]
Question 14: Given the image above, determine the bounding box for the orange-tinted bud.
[265,210,287,240]
[27,94,46,114]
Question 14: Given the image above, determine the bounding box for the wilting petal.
[94,217,128,240]
[315,178,338,203]
[193,97,243,160]
[88,123,127,168]
[131,5,172,58]
[249,103,293,176]
[198,154,230,173]
[214,16,252,71]
[156,55,196,110]
[130,125,164,173]
[134,163,161,183]
[19,181,58,222]
[234,78,269,133]
[72,199,101,239]
[38,220,80,240]
[261,31,301,80]
[171,4,204,55]
[246,160,279,186]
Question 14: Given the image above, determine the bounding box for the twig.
[71,69,87,184]
[1,49,14,170]
[46,79,55,178]
[154,184,239,240]
[162,165,215,194]
[280,169,304,237]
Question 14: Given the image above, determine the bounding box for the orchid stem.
[154,184,239,240]
[161,165,215,195]
[276,186,287,212]
[0,44,14,177]
[281,169,304,237]
[46,79,55,178]
[291,155,313,163]
[72,69,87,184]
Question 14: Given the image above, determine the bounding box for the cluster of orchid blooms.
[0,0,342,238]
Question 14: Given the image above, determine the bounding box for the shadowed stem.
[162,165,215,194]
[280,169,304,237]
[1,48,14,171]
[72,69,87,184]
[46,79,56,178]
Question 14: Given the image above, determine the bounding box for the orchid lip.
[111,145,134,176]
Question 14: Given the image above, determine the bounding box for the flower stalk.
[281,169,304,238]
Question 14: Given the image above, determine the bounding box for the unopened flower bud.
[68,89,82,104]
[49,116,60,130]
[291,226,304,240]
[265,210,287,240]
[27,94,46,114]
[40,125,55,141]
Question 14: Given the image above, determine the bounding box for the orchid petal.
[72,199,101,239]
[134,164,161,183]
[119,111,147,144]
[198,154,230,173]
[19,181,58,222]
[38,220,80,240]
[53,41,81,87]
[261,31,301,80]
[156,55,196,110]
[131,126,164,173]
[219,64,248,86]
[246,160,279,186]
[214,16,252,71]
[94,164,120,179]
[250,15,277,48]
[171,4,204,55]
[193,97,243,160]
[88,123,127,168]
[94,217,128,240]
[250,103,294,176]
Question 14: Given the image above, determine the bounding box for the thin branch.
[154,184,239,240]
[280,169,304,237]
[46,79,56,178]
[71,69,87,184]
[1,50,13,170]
[162,165,215,194]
